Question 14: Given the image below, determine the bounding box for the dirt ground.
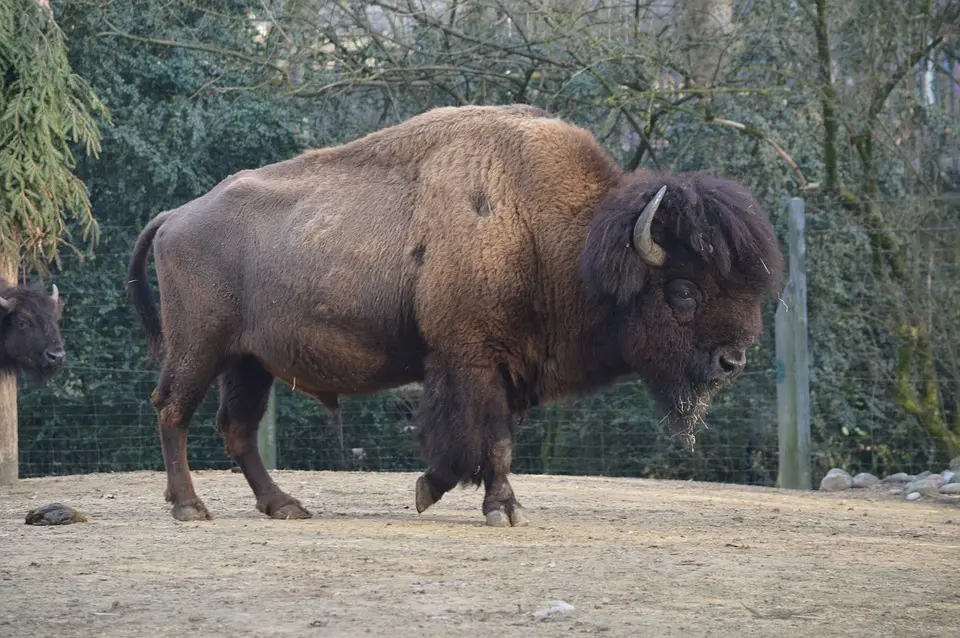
[1,470,959,638]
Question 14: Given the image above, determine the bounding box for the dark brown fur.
[126,104,782,525]
[0,281,66,385]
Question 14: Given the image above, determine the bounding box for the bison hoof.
[258,496,312,520]
[484,503,530,527]
[485,509,510,527]
[415,474,439,514]
[171,501,212,522]
[269,503,312,520]
[508,506,530,527]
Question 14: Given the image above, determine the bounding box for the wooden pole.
[0,256,19,485]
[776,197,812,490]
[258,382,277,470]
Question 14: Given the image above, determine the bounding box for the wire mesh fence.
[17,367,784,485]
[12,196,960,486]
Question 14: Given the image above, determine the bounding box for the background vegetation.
[12,0,960,485]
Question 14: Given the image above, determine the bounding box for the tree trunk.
[814,0,840,193]
[0,255,18,485]
[677,0,734,97]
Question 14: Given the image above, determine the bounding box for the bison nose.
[44,348,66,365]
[713,347,746,379]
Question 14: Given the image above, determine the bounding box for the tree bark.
[813,0,840,193]
[677,0,734,97]
[0,255,18,485]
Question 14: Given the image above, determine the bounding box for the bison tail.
[126,211,172,366]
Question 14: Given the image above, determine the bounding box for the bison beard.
[126,104,783,527]
[661,382,722,451]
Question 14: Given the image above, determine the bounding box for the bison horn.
[51,284,59,303]
[632,185,668,266]
[0,296,10,311]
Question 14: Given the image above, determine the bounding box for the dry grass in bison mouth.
[661,387,719,451]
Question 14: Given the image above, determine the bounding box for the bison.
[0,281,66,384]
[127,104,782,526]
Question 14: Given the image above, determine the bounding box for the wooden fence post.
[258,382,277,471]
[0,255,19,485]
[776,197,812,490]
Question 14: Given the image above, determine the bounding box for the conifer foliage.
[0,0,107,269]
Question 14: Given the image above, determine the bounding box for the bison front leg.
[480,422,529,528]
[218,358,311,520]
[414,358,528,527]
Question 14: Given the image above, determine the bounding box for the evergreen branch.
[95,30,292,84]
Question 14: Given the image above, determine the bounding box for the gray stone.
[24,503,87,526]
[852,472,880,488]
[533,600,575,621]
[944,470,958,484]
[939,483,960,495]
[881,472,912,483]
[904,477,944,498]
[915,471,933,480]
[905,492,922,501]
[819,468,854,492]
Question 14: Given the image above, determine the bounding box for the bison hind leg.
[153,362,218,522]
[218,356,311,520]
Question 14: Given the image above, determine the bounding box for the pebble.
[881,473,912,483]
[905,492,922,501]
[819,468,854,492]
[939,483,960,495]
[533,600,575,621]
[852,472,880,488]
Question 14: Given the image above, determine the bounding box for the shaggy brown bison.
[127,104,782,526]
[0,281,65,384]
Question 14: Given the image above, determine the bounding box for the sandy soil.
[1,470,959,637]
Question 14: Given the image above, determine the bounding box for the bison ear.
[579,218,653,306]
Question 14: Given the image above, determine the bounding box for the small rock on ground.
[533,601,575,621]
[882,473,913,483]
[25,503,87,526]
[905,492,922,501]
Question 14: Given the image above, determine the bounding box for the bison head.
[580,171,783,447]
[0,284,66,385]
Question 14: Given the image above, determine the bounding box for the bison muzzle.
[127,104,783,526]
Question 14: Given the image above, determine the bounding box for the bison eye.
[16,316,29,330]
[665,279,698,313]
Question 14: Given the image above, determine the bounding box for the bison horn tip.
[632,185,667,266]
[51,284,59,303]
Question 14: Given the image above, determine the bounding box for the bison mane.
[579,171,783,304]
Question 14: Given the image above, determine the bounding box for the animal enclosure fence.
[12,194,960,486]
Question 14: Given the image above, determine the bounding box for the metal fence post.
[776,197,812,490]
